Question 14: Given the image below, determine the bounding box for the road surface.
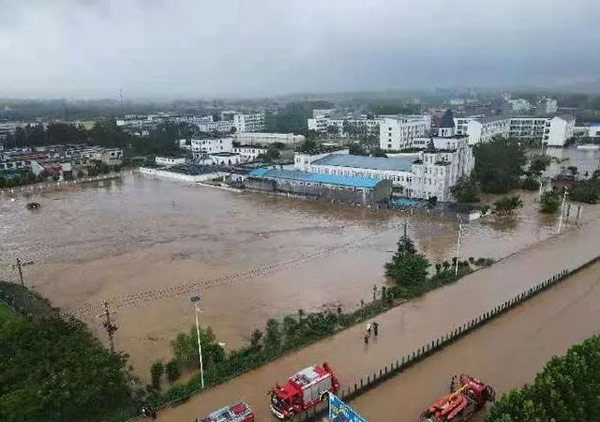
[155,216,600,422]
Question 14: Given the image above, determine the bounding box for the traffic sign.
[329,394,368,422]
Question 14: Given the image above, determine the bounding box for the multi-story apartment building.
[463,116,511,145]
[189,137,233,158]
[379,115,431,150]
[233,113,265,133]
[232,145,268,162]
[545,115,575,146]
[196,120,235,133]
[455,112,575,147]
[307,116,382,137]
[509,115,574,146]
[538,98,558,114]
[295,120,473,202]
[234,132,305,145]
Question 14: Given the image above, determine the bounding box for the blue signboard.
[329,394,369,422]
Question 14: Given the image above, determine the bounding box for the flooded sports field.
[0,147,598,379]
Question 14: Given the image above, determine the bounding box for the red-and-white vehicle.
[420,374,495,422]
[201,401,255,422]
[269,362,340,420]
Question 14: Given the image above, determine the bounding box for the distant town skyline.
[1,0,599,99]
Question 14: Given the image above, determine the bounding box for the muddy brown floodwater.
[349,260,600,422]
[153,215,600,422]
[0,147,598,381]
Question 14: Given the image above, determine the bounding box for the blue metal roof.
[312,154,414,172]
[248,168,381,188]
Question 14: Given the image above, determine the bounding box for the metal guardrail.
[296,256,600,422]
[125,256,599,422]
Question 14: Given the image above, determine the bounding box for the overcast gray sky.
[1,0,598,99]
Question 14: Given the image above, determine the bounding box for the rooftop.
[248,168,382,189]
[312,154,413,172]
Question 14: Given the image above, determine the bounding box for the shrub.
[165,360,180,383]
[539,190,562,213]
[150,361,164,390]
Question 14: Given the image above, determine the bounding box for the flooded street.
[350,260,600,422]
[154,213,600,422]
[0,147,599,380]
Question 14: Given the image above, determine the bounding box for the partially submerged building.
[245,168,392,206]
[294,114,474,201]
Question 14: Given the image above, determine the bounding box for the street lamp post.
[455,218,462,277]
[190,295,205,390]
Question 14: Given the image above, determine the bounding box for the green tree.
[450,175,480,202]
[0,284,133,422]
[170,326,219,370]
[540,190,562,213]
[258,145,281,161]
[487,335,600,422]
[474,137,527,193]
[298,139,318,152]
[384,235,430,289]
[570,178,600,204]
[165,360,180,383]
[264,319,282,356]
[528,155,551,177]
[493,195,523,216]
[150,361,164,390]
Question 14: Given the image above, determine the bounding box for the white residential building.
[233,113,265,133]
[307,116,382,137]
[546,115,575,147]
[209,152,242,166]
[155,156,186,167]
[574,123,600,139]
[508,99,532,112]
[295,121,473,202]
[509,117,549,141]
[196,120,235,133]
[463,116,511,145]
[233,132,305,145]
[379,116,431,151]
[232,146,268,162]
[539,98,558,114]
[312,109,335,119]
[189,137,233,158]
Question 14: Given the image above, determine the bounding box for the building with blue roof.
[293,129,475,202]
[245,167,392,206]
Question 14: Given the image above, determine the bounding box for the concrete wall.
[139,167,227,182]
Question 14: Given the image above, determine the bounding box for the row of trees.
[148,234,494,408]
[385,234,494,299]
[0,171,43,189]
[487,335,600,422]
[4,120,193,157]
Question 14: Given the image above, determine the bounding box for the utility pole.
[16,258,24,287]
[15,258,33,288]
[101,301,118,353]
[557,189,569,234]
[190,295,205,390]
[455,221,462,277]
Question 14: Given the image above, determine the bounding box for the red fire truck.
[269,362,340,420]
[201,401,255,422]
[420,374,495,422]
